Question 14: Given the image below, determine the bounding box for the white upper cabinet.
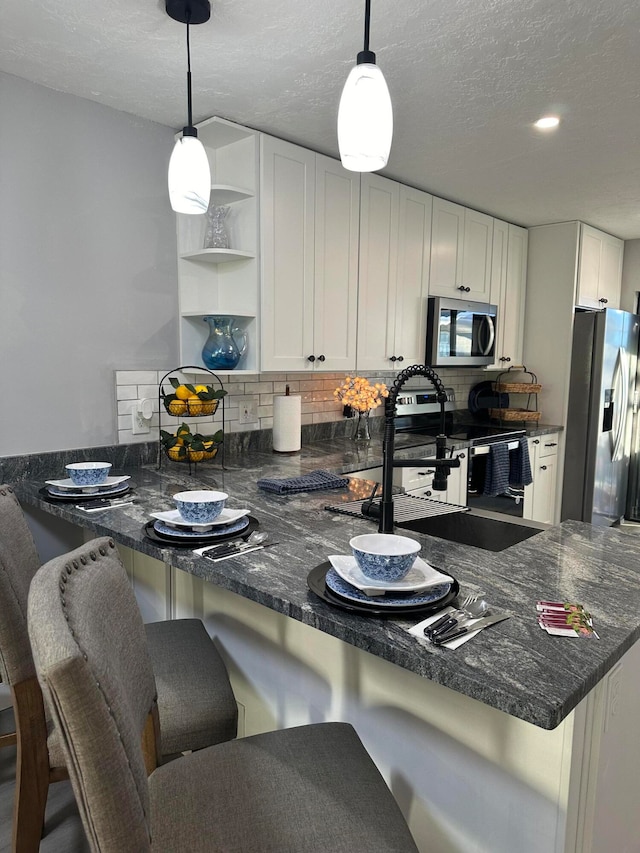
[487,221,528,370]
[577,224,624,310]
[357,176,432,371]
[429,198,493,301]
[260,137,360,372]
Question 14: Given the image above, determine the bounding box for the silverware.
[427,599,490,639]
[76,497,135,511]
[204,542,278,563]
[423,594,481,637]
[430,613,510,645]
[197,531,268,558]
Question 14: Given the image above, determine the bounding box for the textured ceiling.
[2,0,640,238]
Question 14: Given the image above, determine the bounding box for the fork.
[423,594,481,638]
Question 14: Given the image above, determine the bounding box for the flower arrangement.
[333,376,389,412]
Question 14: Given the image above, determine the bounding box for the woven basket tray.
[493,382,542,394]
[489,408,542,422]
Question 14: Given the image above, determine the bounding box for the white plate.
[328,554,453,593]
[149,507,250,531]
[45,475,131,492]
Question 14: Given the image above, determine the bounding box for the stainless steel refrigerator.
[561,308,640,526]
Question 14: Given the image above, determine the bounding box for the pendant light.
[337,0,393,172]
[166,0,211,214]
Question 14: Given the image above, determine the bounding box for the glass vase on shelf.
[203,204,231,249]
[352,409,372,442]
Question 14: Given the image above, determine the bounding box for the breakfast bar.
[10,433,640,853]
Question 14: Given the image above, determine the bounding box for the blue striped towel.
[509,436,533,488]
[483,443,510,496]
[257,469,350,495]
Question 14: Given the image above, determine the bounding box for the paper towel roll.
[273,394,301,453]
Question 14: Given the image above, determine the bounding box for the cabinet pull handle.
[307,355,316,362]
[540,465,547,471]
[545,442,557,447]
[317,354,326,362]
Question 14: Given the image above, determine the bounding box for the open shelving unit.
[176,117,260,373]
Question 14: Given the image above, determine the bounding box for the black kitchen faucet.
[361,364,460,533]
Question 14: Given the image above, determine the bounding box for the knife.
[430,613,510,645]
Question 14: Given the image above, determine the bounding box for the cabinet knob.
[457,286,472,293]
[307,355,316,362]
[458,452,465,459]
[540,465,547,471]
[389,356,397,362]
[533,439,540,445]
[317,354,326,362]
[599,297,609,304]
[424,490,432,497]
[397,356,404,362]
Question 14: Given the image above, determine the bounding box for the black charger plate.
[307,562,459,617]
[143,516,259,548]
[39,484,135,503]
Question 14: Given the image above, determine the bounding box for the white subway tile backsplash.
[116,367,487,444]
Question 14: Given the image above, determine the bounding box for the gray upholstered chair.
[0,484,237,852]
[28,536,419,852]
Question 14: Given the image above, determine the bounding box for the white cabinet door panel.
[429,197,465,297]
[395,186,432,364]
[462,209,493,301]
[261,137,315,371]
[314,156,359,371]
[357,174,399,370]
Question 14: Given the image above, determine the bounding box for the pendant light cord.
[363,0,370,52]
[186,15,193,128]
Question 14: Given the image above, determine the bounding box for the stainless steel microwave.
[426,297,497,367]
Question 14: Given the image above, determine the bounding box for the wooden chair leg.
[141,704,161,775]
[0,705,17,748]
[12,678,50,853]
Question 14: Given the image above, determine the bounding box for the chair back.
[0,485,41,685]
[28,537,158,852]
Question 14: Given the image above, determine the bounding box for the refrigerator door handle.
[611,348,629,463]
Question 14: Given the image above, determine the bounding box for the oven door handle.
[472,439,520,456]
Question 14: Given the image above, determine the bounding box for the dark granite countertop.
[16,422,636,734]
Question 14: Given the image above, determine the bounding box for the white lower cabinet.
[523,433,561,524]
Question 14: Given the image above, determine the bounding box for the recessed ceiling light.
[534,116,560,130]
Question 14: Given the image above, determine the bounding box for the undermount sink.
[396,511,547,552]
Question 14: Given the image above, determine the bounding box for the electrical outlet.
[238,397,258,424]
[131,399,153,435]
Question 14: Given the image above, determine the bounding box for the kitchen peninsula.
[12,430,640,853]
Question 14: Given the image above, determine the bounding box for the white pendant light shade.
[168,135,211,214]
[338,62,393,172]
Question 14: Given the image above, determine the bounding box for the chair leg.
[11,678,50,853]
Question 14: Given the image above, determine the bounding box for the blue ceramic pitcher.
[202,316,247,370]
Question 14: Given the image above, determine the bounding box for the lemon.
[194,384,209,394]
[174,385,192,401]
[187,394,204,415]
[168,400,187,416]
[187,449,205,462]
[167,446,183,461]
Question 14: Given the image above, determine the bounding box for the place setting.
[143,489,261,549]
[40,462,135,509]
[307,533,459,617]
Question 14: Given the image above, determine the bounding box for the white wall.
[0,72,179,456]
[620,238,640,314]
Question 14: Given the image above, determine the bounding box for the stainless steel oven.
[426,296,497,367]
[466,435,527,518]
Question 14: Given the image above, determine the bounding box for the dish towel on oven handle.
[509,436,533,488]
[483,443,510,496]
[257,469,350,494]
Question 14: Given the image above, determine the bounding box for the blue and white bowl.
[65,462,112,486]
[174,490,228,524]
[349,533,421,582]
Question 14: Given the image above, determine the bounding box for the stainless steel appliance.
[562,308,640,526]
[395,387,528,517]
[426,296,497,367]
